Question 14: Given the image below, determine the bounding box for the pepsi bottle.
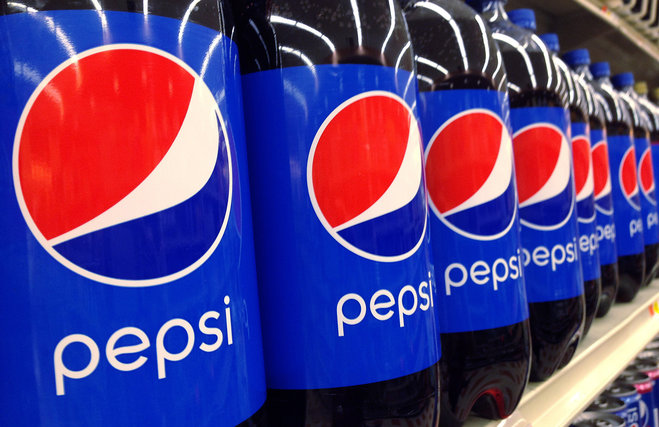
[588,61,646,301]
[402,1,531,424]
[562,49,620,317]
[0,1,267,425]
[636,84,659,233]
[467,1,586,381]
[539,32,601,336]
[612,72,659,286]
[231,1,441,425]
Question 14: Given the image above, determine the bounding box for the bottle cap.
[465,0,508,12]
[562,49,591,67]
[611,72,635,89]
[539,33,560,53]
[635,81,649,95]
[508,8,536,31]
[590,62,611,79]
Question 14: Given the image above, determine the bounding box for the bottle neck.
[617,85,634,96]
[569,64,593,82]
[594,75,612,87]
[477,1,508,24]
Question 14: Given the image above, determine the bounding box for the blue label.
[619,393,642,427]
[0,11,265,426]
[640,388,654,427]
[241,64,441,389]
[418,89,528,333]
[635,137,659,245]
[510,107,584,302]
[591,129,618,266]
[608,135,645,256]
[572,121,601,281]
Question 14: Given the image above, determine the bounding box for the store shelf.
[466,283,659,427]
[507,0,659,88]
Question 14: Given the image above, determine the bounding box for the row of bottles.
[2,0,659,426]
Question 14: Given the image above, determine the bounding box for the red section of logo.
[513,126,563,204]
[18,49,194,240]
[622,148,639,198]
[592,142,611,198]
[425,112,502,213]
[572,136,590,196]
[311,95,410,228]
[640,150,655,193]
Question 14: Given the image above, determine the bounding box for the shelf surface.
[466,282,659,427]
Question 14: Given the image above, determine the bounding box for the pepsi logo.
[513,123,574,230]
[639,148,657,205]
[592,140,613,214]
[619,146,641,210]
[307,91,426,262]
[424,109,516,240]
[13,45,232,287]
[572,134,596,222]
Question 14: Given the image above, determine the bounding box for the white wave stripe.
[519,133,570,208]
[441,128,512,217]
[334,117,422,232]
[576,140,595,202]
[49,78,220,246]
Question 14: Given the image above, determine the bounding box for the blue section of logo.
[418,89,528,333]
[0,11,264,426]
[241,65,440,389]
[609,135,645,256]
[572,121,600,282]
[592,129,618,266]
[54,133,229,280]
[337,186,426,258]
[635,137,659,246]
[511,107,584,303]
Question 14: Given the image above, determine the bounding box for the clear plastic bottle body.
[403,0,531,424]
[468,0,586,382]
[232,1,441,425]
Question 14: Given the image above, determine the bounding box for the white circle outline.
[592,139,615,215]
[639,148,657,206]
[513,122,575,231]
[12,44,233,287]
[424,108,517,241]
[306,90,427,263]
[618,145,641,212]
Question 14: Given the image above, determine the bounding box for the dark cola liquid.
[597,262,619,316]
[529,296,584,380]
[582,278,601,335]
[231,1,440,425]
[404,1,531,424]
[617,251,645,301]
[644,243,659,284]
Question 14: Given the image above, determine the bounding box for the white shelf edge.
[466,282,659,427]
[572,0,659,63]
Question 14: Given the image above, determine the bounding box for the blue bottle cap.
[508,8,536,31]
[465,0,507,12]
[539,33,560,53]
[562,49,591,67]
[611,72,635,89]
[590,62,611,78]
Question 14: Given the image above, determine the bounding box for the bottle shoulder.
[404,0,506,92]
[231,0,414,74]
